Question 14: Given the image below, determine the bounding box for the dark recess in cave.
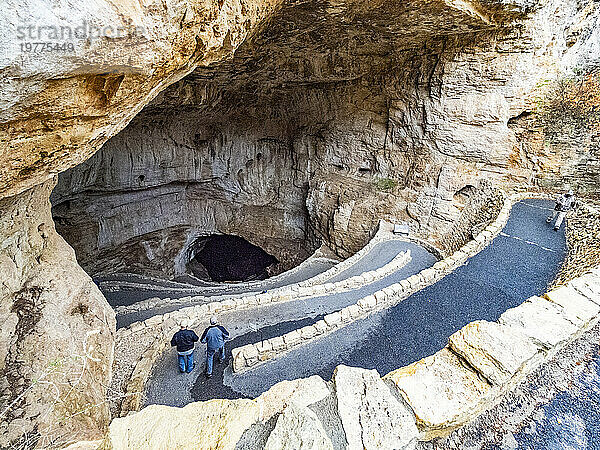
[188,234,278,282]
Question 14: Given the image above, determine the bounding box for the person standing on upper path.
[200,316,230,379]
[547,189,577,231]
[170,319,199,373]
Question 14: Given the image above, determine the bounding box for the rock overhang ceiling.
[146,0,539,115]
[0,0,539,201]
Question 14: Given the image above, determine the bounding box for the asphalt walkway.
[101,257,338,307]
[145,199,566,407]
[118,240,420,328]
[144,241,436,406]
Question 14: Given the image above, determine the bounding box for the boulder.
[264,403,333,450]
[333,365,418,450]
[384,348,493,440]
[448,320,544,386]
[498,296,579,349]
[256,375,330,421]
[569,274,600,305]
[544,285,600,327]
[107,399,259,449]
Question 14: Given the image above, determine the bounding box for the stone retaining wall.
[116,192,551,415]
[117,247,412,414]
[102,244,338,295]
[107,266,600,449]
[230,192,526,373]
[114,225,404,316]
[551,201,600,288]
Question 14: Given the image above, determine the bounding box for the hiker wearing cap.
[547,189,577,231]
[200,316,230,379]
[170,320,199,373]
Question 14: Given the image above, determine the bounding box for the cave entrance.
[187,235,278,282]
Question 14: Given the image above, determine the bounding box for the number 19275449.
[20,42,75,52]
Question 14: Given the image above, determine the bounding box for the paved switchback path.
[146,199,566,405]
[218,199,566,398]
[145,240,436,406]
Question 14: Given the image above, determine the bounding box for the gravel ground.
[420,321,600,450]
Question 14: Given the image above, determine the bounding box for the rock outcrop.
[1,0,284,444]
[333,365,419,450]
[264,403,334,450]
[51,0,600,278]
[0,0,283,200]
[0,180,115,448]
[1,0,599,446]
[106,399,259,450]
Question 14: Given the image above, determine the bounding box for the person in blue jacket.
[170,319,199,373]
[200,316,230,379]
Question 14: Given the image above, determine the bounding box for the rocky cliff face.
[53,0,599,276]
[0,0,284,445]
[0,180,115,448]
[1,0,599,446]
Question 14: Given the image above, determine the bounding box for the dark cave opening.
[187,234,278,282]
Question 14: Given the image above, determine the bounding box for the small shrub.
[374,177,397,192]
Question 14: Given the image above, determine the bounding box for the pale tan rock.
[384,348,493,439]
[107,399,258,450]
[0,0,283,200]
[448,320,544,386]
[569,274,600,305]
[544,285,600,327]
[0,181,115,447]
[334,365,418,450]
[256,375,330,421]
[498,296,580,349]
[264,402,333,450]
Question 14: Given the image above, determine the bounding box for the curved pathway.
[118,239,420,328]
[144,241,436,406]
[145,199,566,408]
[100,257,338,307]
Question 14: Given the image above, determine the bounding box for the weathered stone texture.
[256,375,330,421]
[0,0,283,200]
[264,402,334,450]
[448,320,544,386]
[50,0,600,275]
[0,180,116,448]
[106,399,259,449]
[334,365,419,450]
[384,348,493,439]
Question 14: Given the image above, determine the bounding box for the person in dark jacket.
[170,319,199,373]
[200,316,230,379]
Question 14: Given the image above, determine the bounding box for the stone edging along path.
[107,267,600,449]
[116,192,549,415]
[117,244,412,413]
[229,192,529,372]
[114,226,408,316]
[102,244,338,295]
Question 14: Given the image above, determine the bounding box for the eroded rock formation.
[0,180,115,447]
[1,0,599,446]
[52,0,599,279]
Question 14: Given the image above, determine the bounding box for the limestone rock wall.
[53,0,600,273]
[0,180,116,448]
[0,0,283,200]
[51,114,313,277]
[0,0,285,444]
